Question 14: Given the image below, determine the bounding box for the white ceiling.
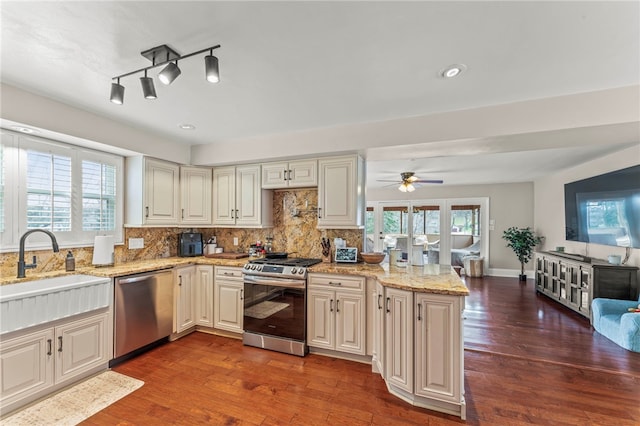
[1,1,639,189]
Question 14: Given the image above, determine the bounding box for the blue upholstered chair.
[591,295,640,352]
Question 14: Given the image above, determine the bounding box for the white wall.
[534,144,640,267]
[367,182,534,272]
[0,84,189,164]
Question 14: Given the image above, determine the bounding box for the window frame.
[1,130,124,251]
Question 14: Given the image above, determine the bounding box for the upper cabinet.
[317,155,365,229]
[212,164,273,227]
[180,166,212,226]
[126,157,212,227]
[126,157,180,226]
[262,159,317,189]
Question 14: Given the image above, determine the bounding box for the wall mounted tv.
[564,165,640,249]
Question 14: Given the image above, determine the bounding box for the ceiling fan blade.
[377,179,401,182]
[414,179,444,184]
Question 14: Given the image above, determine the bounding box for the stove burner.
[248,257,322,268]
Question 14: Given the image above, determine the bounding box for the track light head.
[205,53,219,83]
[159,61,181,85]
[110,79,124,104]
[140,70,157,99]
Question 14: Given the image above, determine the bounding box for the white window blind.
[0,142,4,234]
[26,150,72,231]
[82,160,117,231]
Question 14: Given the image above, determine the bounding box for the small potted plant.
[502,227,544,281]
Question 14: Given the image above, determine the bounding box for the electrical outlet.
[129,238,144,249]
[233,237,239,246]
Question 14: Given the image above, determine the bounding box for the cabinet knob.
[317,207,322,219]
[336,299,340,313]
[386,297,390,313]
[330,299,334,312]
[47,339,52,356]
[58,336,63,353]
[377,294,382,310]
[417,303,422,321]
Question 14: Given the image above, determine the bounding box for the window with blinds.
[0,129,123,249]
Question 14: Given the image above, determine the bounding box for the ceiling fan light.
[140,73,157,99]
[205,54,219,83]
[399,184,408,193]
[110,80,124,104]
[158,61,181,85]
[406,183,415,192]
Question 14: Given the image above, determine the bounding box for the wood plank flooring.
[83,276,640,425]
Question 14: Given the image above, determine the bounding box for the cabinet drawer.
[308,273,364,290]
[215,266,243,280]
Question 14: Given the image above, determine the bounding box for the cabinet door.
[175,266,196,333]
[195,265,214,328]
[180,166,212,225]
[372,281,385,376]
[307,288,335,350]
[385,288,413,393]
[212,166,236,225]
[288,159,317,188]
[0,329,54,406]
[262,162,289,189]
[318,156,363,228]
[144,158,180,224]
[415,294,462,403]
[56,312,109,383]
[235,165,262,226]
[335,291,365,355]
[214,281,244,333]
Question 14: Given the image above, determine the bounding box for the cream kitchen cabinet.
[261,159,317,189]
[175,265,196,333]
[307,273,366,355]
[317,155,365,228]
[0,310,110,415]
[195,265,214,328]
[212,165,273,227]
[214,267,244,333]
[381,286,466,419]
[180,166,212,226]
[126,156,180,226]
[372,280,385,375]
[384,287,414,393]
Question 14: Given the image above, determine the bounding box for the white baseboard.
[483,268,535,278]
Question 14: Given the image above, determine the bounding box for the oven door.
[243,275,306,342]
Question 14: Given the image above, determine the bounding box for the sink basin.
[0,274,111,334]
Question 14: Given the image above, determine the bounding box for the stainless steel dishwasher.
[114,269,174,359]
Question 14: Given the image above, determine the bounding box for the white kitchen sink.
[0,274,112,334]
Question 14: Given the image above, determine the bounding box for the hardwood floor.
[83,276,640,425]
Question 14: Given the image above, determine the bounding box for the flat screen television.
[564,165,640,249]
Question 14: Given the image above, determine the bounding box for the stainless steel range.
[242,257,322,356]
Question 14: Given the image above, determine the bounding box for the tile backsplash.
[0,189,363,277]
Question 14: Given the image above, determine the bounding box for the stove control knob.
[291,267,297,274]
[257,265,263,271]
[299,268,305,274]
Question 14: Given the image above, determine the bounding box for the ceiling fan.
[378,172,444,192]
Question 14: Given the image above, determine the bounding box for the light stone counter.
[310,262,469,296]
[2,257,468,296]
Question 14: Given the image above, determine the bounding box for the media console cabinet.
[534,251,638,320]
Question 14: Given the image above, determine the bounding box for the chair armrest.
[592,298,639,317]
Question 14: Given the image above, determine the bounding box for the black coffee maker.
[178,232,203,257]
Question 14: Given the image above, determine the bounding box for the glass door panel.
[382,204,409,261]
[413,205,440,265]
[447,203,481,269]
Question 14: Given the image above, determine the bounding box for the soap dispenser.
[65,251,75,272]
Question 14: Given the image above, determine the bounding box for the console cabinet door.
[0,329,54,407]
[180,166,212,225]
[317,155,363,228]
[235,165,262,226]
[415,293,462,403]
[195,265,214,328]
[175,266,197,333]
[214,280,244,333]
[307,288,335,350]
[372,281,385,376]
[212,166,236,226]
[56,312,109,383]
[144,158,180,224]
[385,287,414,393]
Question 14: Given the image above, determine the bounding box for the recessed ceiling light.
[440,64,467,79]
[178,124,196,130]
[10,125,38,134]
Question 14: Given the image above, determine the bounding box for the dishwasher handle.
[117,270,171,285]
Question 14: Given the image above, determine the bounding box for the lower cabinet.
[175,265,197,333]
[382,287,466,419]
[0,310,110,414]
[307,273,366,355]
[214,266,244,333]
[195,265,214,328]
[371,280,385,375]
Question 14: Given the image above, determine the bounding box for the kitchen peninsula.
[0,258,468,419]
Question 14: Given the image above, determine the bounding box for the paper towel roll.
[93,235,115,266]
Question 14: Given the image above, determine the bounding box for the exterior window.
[82,161,117,231]
[26,151,72,231]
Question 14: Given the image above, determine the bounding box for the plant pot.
[519,274,527,281]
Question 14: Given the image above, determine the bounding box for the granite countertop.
[2,257,468,296]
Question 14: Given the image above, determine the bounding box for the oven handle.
[243,275,306,288]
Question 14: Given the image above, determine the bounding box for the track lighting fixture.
[140,70,157,99]
[110,44,220,104]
